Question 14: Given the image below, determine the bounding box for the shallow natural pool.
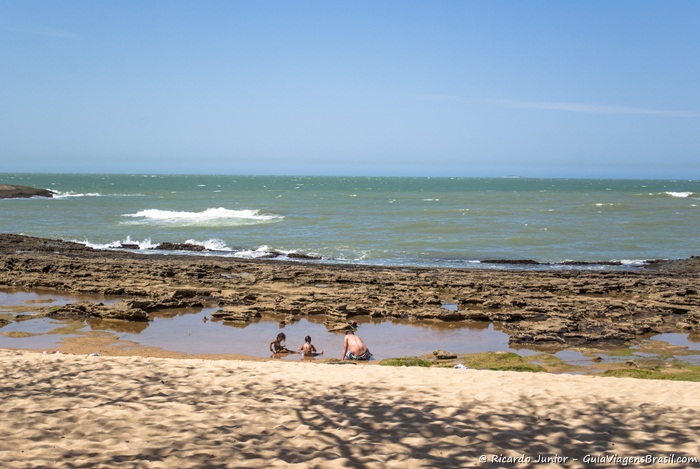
[1,288,699,367]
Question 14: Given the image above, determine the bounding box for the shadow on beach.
[1,350,698,468]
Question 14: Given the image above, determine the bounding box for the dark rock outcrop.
[0,184,55,199]
[154,243,206,252]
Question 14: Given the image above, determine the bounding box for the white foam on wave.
[184,238,232,251]
[52,191,144,199]
[79,236,235,253]
[72,237,318,260]
[122,207,283,226]
[663,191,694,198]
[646,191,696,198]
[231,245,285,259]
[76,236,156,250]
[232,245,272,259]
[619,259,648,266]
[229,245,317,260]
[52,191,103,199]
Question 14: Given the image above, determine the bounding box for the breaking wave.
[663,191,695,198]
[74,237,318,261]
[52,191,104,199]
[121,207,283,226]
[78,236,157,250]
[643,191,697,198]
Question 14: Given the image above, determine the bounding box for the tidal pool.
[116,310,525,360]
[1,288,699,367]
[1,307,520,361]
[0,287,120,309]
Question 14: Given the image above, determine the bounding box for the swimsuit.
[345,349,372,360]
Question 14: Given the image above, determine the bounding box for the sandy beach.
[1,348,698,468]
[3,0,700,463]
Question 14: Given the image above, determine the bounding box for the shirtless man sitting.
[341,330,372,361]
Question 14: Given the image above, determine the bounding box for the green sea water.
[2,173,699,268]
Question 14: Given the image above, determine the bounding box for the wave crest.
[184,238,232,251]
[644,191,697,198]
[663,191,695,198]
[52,191,103,199]
[122,207,283,226]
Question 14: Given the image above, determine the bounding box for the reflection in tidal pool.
[0,316,89,351]
[650,332,700,350]
[112,309,521,361]
[0,287,120,310]
[1,303,523,360]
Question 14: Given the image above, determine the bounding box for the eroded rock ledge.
[1,233,698,349]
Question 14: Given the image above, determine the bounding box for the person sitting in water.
[270,332,293,354]
[341,330,372,361]
[299,335,323,357]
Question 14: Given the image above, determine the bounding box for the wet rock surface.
[1,234,699,350]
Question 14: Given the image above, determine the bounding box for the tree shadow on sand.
[222,380,699,468]
[1,356,698,469]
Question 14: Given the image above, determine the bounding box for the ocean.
[2,173,699,269]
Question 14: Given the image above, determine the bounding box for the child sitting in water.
[269,332,294,354]
[299,335,323,357]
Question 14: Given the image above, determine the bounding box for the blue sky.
[1,1,699,178]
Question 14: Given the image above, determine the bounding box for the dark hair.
[277,332,286,340]
[345,329,354,335]
[305,335,311,343]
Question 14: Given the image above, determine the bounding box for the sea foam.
[77,236,156,250]
[122,207,283,226]
[228,245,317,260]
[52,191,103,199]
[184,238,232,251]
[663,191,695,198]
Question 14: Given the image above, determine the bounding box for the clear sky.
[1,1,699,179]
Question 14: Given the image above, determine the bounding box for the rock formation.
[1,234,698,350]
[0,185,55,199]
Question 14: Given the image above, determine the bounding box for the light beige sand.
[1,349,698,469]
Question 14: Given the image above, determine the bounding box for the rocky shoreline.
[1,233,699,349]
